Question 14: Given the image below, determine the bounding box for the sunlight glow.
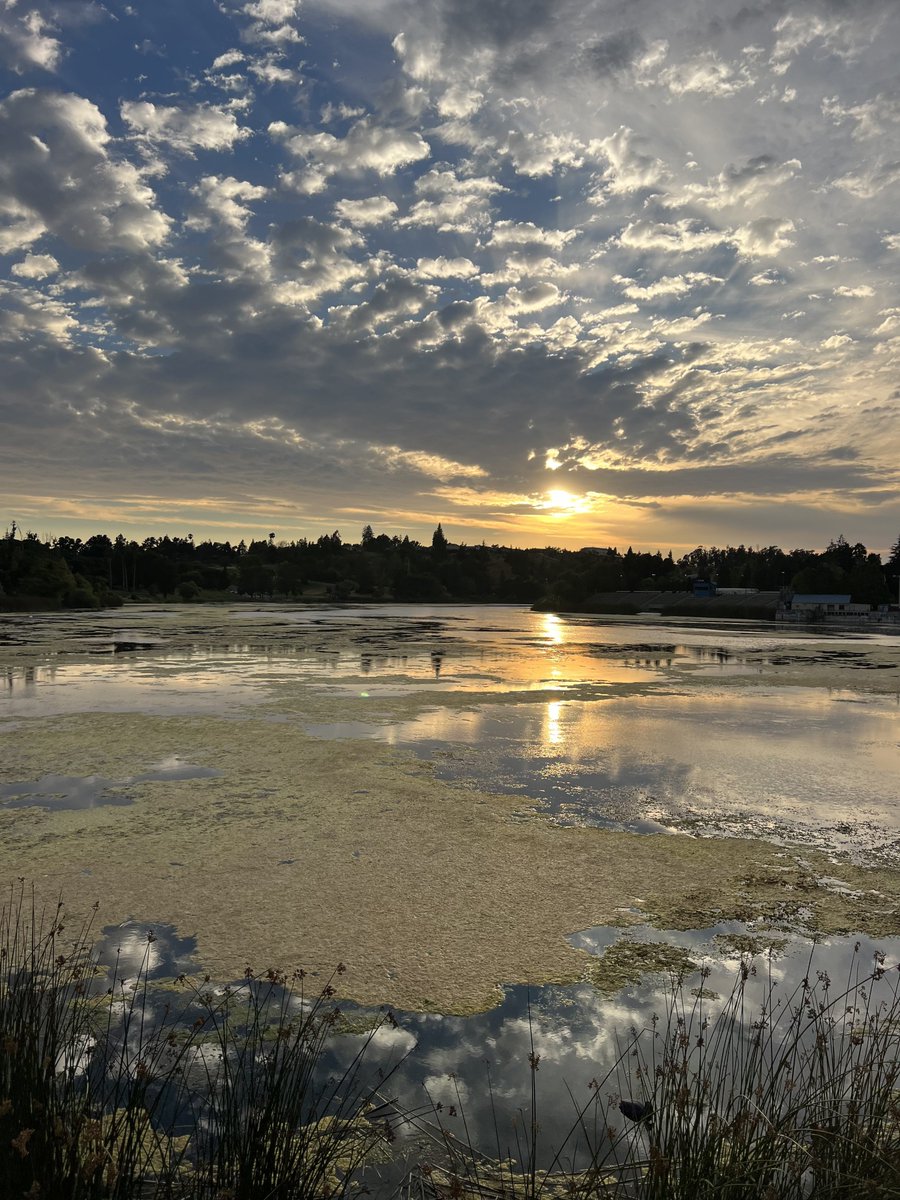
[541,488,591,516]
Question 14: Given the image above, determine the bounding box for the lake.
[1,603,899,1160]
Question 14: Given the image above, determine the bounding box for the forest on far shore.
[1,522,899,613]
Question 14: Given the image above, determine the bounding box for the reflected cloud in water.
[0,758,222,810]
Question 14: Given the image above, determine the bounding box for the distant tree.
[432,523,448,556]
[823,535,866,575]
[848,553,889,605]
[791,562,846,594]
[361,524,375,548]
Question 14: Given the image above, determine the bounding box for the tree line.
[1,521,898,612]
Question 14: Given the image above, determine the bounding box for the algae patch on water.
[585,939,698,994]
[1,710,899,1014]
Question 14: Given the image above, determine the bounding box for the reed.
[0,884,398,1198]
[413,947,900,1200]
[2,882,898,1199]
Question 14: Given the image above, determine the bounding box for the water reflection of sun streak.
[545,699,563,747]
[542,614,564,646]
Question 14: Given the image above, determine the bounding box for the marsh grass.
[0,884,400,1198]
[414,948,900,1200]
[3,882,899,1200]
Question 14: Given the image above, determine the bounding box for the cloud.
[271,117,430,193]
[594,126,668,197]
[188,175,268,230]
[0,5,63,72]
[680,155,801,209]
[771,12,867,71]
[658,52,753,97]
[0,89,170,253]
[414,256,479,279]
[488,221,577,251]
[749,269,783,286]
[239,0,304,44]
[732,217,795,258]
[121,101,251,155]
[833,160,900,199]
[833,284,875,299]
[822,93,900,140]
[372,445,486,478]
[3,0,900,551]
[401,167,504,232]
[333,195,398,226]
[613,272,722,300]
[618,219,726,255]
[10,252,59,280]
[584,29,646,78]
[503,282,563,313]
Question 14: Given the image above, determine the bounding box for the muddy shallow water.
[0,603,898,1019]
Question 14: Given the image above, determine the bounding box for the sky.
[1,0,899,553]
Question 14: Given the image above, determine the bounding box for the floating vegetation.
[585,939,698,995]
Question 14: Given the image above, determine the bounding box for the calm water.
[3,604,898,857]
[2,604,899,1164]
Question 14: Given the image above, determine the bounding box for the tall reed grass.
[2,882,898,1199]
[0,884,398,1198]
[411,949,900,1200]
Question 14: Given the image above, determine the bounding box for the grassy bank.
[1,886,898,1198]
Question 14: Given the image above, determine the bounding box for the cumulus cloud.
[0,5,63,72]
[333,195,398,226]
[188,176,268,230]
[239,0,304,44]
[822,93,900,140]
[401,167,503,232]
[0,89,170,253]
[680,155,801,210]
[271,117,430,193]
[658,52,753,97]
[820,333,854,349]
[414,256,479,279]
[771,13,867,71]
[488,221,577,251]
[833,285,875,299]
[833,160,900,199]
[749,269,783,286]
[618,219,725,254]
[732,217,795,258]
[10,252,59,280]
[0,282,79,347]
[613,272,722,300]
[594,126,668,197]
[121,101,251,155]
[3,0,900,549]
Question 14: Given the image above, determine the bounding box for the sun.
[543,488,589,515]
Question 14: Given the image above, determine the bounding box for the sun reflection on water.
[544,699,563,747]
